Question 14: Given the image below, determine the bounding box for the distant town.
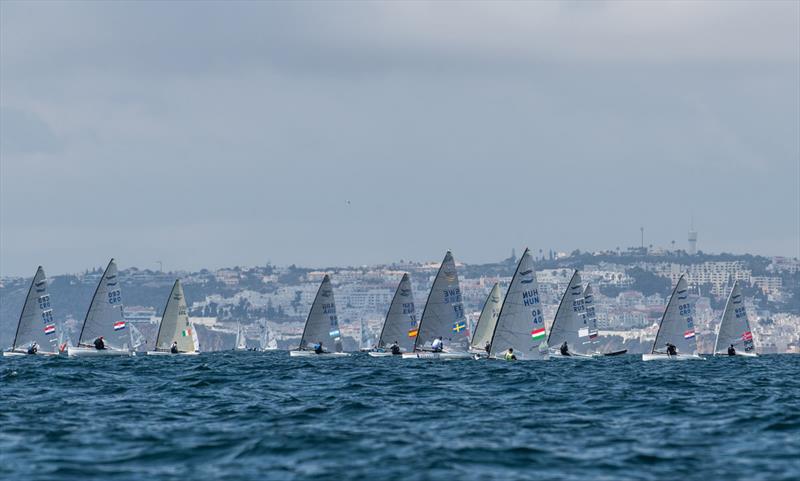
[1,242,798,354]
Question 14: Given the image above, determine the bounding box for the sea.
[1,353,798,481]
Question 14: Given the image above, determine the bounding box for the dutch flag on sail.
[44,324,56,335]
[113,321,126,331]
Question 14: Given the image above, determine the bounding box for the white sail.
[298,275,343,352]
[488,248,547,360]
[413,251,469,353]
[9,266,60,354]
[154,280,197,353]
[582,283,599,347]
[547,271,590,354]
[77,259,131,351]
[651,275,698,355]
[714,281,756,354]
[235,322,247,350]
[470,283,502,352]
[378,273,418,351]
[359,319,373,350]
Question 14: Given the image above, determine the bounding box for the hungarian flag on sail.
[742,331,753,341]
[531,328,546,340]
[407,328,418,338]
[684,329,695,339]
[452,321,466,333]
[44,324,56,335]
[113,321,126,331]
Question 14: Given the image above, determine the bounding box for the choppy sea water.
[1,353,798,481]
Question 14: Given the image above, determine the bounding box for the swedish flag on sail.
[452,321,466,333]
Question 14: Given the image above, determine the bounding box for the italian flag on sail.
[531,328,546,340]
[113,321,126,331]
[182,328,192,337]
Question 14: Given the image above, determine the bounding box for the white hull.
[642,353,704,361]
[549,352,595,359]
[367,351,404,357]
[289,350,350,358]
[3,350,61,357]
[145,351,200,356]
[67,346,133,357]
[401,351,472,360]
[714,351,758,357]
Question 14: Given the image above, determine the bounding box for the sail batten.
[11,266,59,353]
[299,275,343,352]
[471,283,502,351]
[77,259,130,351]
[488,248,547,359]
[413,252,469,352]
[378,273,418,351]
[651,275,697,355]
[714,281,755,354]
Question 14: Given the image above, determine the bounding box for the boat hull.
[603,349,628,356]
[367,351,400,357]
[642,353,704,361]
[714,351,758,357]
[549,352,595,359]
[3,350,61,357]
[401,351,472,360]
[289,350,350,358]
[145,351,200,356]
[67,346,133,357]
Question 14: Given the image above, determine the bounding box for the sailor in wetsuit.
[314,342,324,354]
[666,343,677,356]
[484,341,492,355]
[560,341,571,356]
[27,342,39,355]
[504,347,517,361]
[727,344,736,356]
[431,337,444,352]
[390,341,401,355]
[94,336,106,350]
[170,341,179,354]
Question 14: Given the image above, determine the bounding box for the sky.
[1,1,798,277]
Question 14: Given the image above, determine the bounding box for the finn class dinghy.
[68,259,134,357]
[4,266,63,356]
[642,275,703,361]
[583,283,627,356]
[486,248,549,361]
[290,275,350,357]
[547,271,595,359]
[234,322,247,350]
[469,283,502,357]
[260,320,279,351]
[403,251,472,359]
[369,273,419,357]
[713,281,757,357]
[146,280,199,356]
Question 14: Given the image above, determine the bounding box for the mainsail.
[651,275,697,355]
[154,279,197,353]
[547,271,589,354]
[77,259,131,350]
[11,266,59,353]
[488,248,547,359]
[413,251,469,352]
[470,283,502,351]
[235,322,247,350]
[582,283,599,347]
[714,281,755,354]
[299,275,343,352]
[378,273,418,351]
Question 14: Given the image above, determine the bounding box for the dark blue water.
[1,353,799,481]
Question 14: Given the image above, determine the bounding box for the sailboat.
[147,279,199,355]
[4,266,62,356]
[260,320,279,351]
[714,281,757,357]
[487,248,548,360]
[369,273,418,357]
[548,271,594,359]
[583,283,627,356]
[643,275,703,361]
[403,251,471,359]
[68,259,133,356]
[234,322,247,350]
[289,275,350,357]
[358,319,374,351]
[470,283,502,356]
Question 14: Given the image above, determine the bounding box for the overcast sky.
[1,1,798,276]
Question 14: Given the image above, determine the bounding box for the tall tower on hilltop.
[688,218,698,255]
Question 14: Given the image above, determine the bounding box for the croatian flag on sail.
[44,324,56,335]
[113,321,126,331]
[742,331,753,341]
[684,329,695,340]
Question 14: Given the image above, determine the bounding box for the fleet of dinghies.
[3,252,764,360]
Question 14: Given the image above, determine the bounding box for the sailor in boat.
[484,341,492,355]
[170,341,179,354]
[431,336,444,353]
[504,347,517,361]
[94,336,106,350]
[390,341,401,356]
[665,343,677,356]
[27,342,39,355]
[560,341,571,356]
[314,342,325,354]
[727,344,736,356]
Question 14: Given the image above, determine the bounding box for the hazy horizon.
[2,1,798,277]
